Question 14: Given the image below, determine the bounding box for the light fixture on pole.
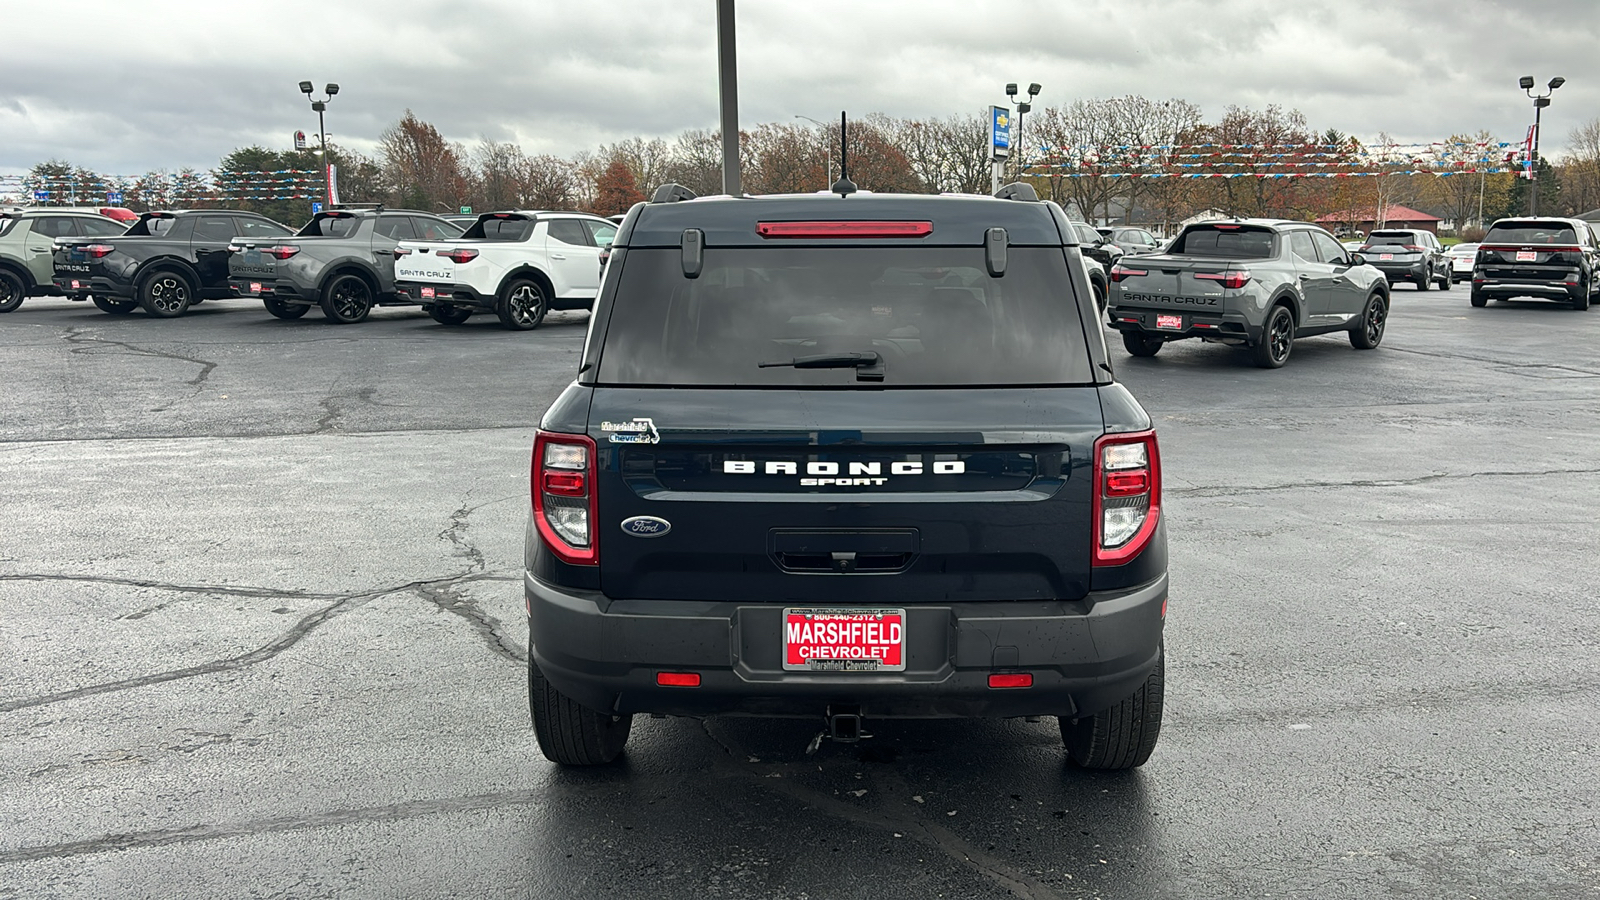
[795,114,834,190]
[1519,74,1563,216]
[1003,82,1041,182]
[299,80,340,207]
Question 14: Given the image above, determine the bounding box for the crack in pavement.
[411,494,526,663]
[0,573,345,601]
[1168,466,1600,498]
[60,326,219,410]
[0,789,550,863]
[0,570,505,715]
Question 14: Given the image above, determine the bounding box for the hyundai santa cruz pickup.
[523,183,1169,770]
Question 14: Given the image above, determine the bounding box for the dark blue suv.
[524,184,1169,769]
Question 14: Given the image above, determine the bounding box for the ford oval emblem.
[620,516,672,538]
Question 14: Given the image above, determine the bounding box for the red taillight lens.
[440,248,479,263]
[393,248,413,259]
[265,246,299,260]
[988,673,1033,689]
[1092,430,1161,567]
[81,244,115,259]
[656,672,701,687]
[756,221,934,239]
[1109,264,1147,283]
[532,431,598,566]
[1194,269,1250,289]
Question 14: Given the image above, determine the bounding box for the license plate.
[783,608,905,672]
[1156,314,1183,330]
[249,282,262,294]
[70,280,80,290]
[1516,251,1537,261]
[1379,253,1394,260]
[420,286,435,299]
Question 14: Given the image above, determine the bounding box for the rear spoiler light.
[756,221,934,239]
[1480,244,1580,253]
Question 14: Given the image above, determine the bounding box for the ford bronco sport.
[524,183,1169,769]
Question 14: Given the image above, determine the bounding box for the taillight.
[81,244,115,259]
[1092,430,1161,567]
[599,247,611,267]
[1195,269,1251,289]
[439,248,479,263]
[1402,245,1425,252]
[1110,264,1147,283]
[532,431,598,566]
[393,248,413,259]
[265,246,299,260]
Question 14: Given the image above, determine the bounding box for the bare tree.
[378,111,469,212]
[1560,117,1600,214]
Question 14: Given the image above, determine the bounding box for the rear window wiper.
[759,351,884,382]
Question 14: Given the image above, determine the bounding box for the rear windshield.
[299,215,358,237]
[1485,222,1580,245]
[1169,225,1275,259]
[1365,232,1416,245]
[596,247,1093,387]
[125,215,176,236]
[463,217,534,241]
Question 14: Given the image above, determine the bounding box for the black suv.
[1471,217,1600,310]
[524,184,1169,769]
[1360,228,1450,291]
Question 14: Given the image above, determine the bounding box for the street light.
[1005,82,1041,182]
[1520,74,1564,215]
[795,114,834,189]
[299,80,340,207]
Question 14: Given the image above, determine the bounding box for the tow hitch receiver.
[827,704,864,743]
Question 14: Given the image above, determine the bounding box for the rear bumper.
[1369,261,1428,281]
[525,572,1168,720]
[229,276,317,304]
[1473,276,1581,298]
[52,275,130,299]
[395,281,492,310]
[1107,304,1255,344]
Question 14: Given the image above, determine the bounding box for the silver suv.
[0,209,128,313]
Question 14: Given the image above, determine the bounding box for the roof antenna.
[832,111,857,197]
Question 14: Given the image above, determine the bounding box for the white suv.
[393,211,617,329]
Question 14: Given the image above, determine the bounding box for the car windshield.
[596,247,1093,387]
[1168,225,1275,259]
[1485,223,1579,245]
[463,217,534,240]
[1365,233,1416,245]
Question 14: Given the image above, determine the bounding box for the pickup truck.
[227,208,464,323]
[53,210,293,317]
[392,210,617,330]
[1106,219,1390,368]
[1,209,128,313]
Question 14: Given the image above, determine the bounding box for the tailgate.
[51,240,101,277]
[228,243,279,280]
[1110,256,1230,308]
[395,241,457,284]
[589,387,1102,604]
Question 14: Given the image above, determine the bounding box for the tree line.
[14,99,1600,232]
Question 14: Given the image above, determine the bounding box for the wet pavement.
[1,291,1597,899]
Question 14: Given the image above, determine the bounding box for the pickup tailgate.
[394,240,463,285]
[587,387,1102,604]
[1108,254,1234,308]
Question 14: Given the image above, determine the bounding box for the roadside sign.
[106,191,123,204]
[294,130,307,150]
[991,106,1011,160]
[312,201,323,214]
[33,190,48,202]
[459,206,472,215]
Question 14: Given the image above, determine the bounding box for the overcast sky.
[3,0,1597,177]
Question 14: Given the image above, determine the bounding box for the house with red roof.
[1315,204,1442,236]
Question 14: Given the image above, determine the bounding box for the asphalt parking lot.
[2,291,1597,900]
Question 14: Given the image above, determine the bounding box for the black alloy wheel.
[263,297,309,319]
[1437,265,1452,291]
[138,271,193,318]
[1350,292,1387,349]
[428,304,473,325]
[0,269,26,313]
[92,296,138,314]
[1470,289,1488,308]
[1416,267,1431,291]
[1252,304,1294,369]
[1573,275,1591,311]
[320,274,374,324]
[497,278,547,331]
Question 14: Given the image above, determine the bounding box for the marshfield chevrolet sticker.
[601,417,660,444]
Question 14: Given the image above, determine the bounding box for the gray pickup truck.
[1106,219,1390,368]
[228,208,464,323]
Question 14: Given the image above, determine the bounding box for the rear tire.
[1121,331,1163,357]
[428,304,473,325]
[137,270,194,318]
[1251,303,1294,368]
[1061,650,1164,770]
[497,278,547,330]
[1470,289,1488,308]
[1437,266,1452,291]
[263,297,309,319]
[0,269,25,313]
[92,296,138,315]
[1092,279,1108,314]
[1350,292,1387,349]
[529,659,632,766]
[319,273,373,324]
[1416,268,1431,291]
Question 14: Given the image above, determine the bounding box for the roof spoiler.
[994,183,1038,202]
[651,184,696,204]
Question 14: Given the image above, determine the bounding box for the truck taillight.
[81,244,116,259]
[1194,269,1251,289]
[393,248,413,259]
[439,248,479,264]
[1110,264,1146,283]
[265,246,300,260]
[1092,430,1160,567]
[532,431,598,566]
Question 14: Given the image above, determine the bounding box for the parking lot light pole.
[1519,75,1564,216]
[299,81,339,207]
[795,114,834,189]
[1006,82,1041,183]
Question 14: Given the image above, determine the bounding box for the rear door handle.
[550,254,567,260]
[1298,273,1310,280]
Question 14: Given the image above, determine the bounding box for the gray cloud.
[3,0,1597,177]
